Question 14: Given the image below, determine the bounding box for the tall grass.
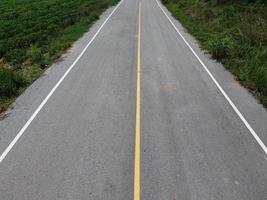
[164,0,267,107]
[0,0,118,112]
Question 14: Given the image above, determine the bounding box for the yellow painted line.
[134,2,141,200]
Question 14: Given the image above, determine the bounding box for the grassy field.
[0,0,118,112]
[162,0,267,107]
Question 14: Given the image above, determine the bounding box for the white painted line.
[0,0,125,163]
[155,0,267,154]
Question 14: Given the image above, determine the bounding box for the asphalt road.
[0,0,266,199]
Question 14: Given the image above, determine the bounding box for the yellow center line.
[134,2,141,200]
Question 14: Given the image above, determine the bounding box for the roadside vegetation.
[162,0,267,107]
[0,0,118,112]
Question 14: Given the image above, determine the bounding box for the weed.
[27,46,42,63]
[0,68,26,98]
[208,35,234,59]
[0,0,119,112]
[163,0,267,107]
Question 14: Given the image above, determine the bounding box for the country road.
[0,0,266,199]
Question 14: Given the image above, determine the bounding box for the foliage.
[208,35,234,59]
[164,0,267,107]
[0,68,26,98]
[0,0,118,112]
[27,46,42,63]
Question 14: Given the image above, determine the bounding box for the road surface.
[0,0,266,199]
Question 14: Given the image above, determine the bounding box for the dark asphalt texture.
[0,0,266,199]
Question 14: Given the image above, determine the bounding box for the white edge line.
[155,0,267,155]
[0,0,124,163]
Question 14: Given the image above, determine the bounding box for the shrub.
[89,11,100,22]
[163,0,267,106]
[27,46,42,63]
[0,68,26,98]
[0,0,119,111]
[4,48,26,67]
[208,35,234,59]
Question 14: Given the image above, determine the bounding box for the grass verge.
[162,0,267,107]
[0,0,119,113]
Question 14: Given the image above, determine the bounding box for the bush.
[0,68,26,98]
[0,0,119,111]
[4,48,26,66]
[27,46,42,63]
[89,11,100,22]
[163,0,267,106]
[208,35,234,59]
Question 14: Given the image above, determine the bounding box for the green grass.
[0,0,119,112]
[163,0,267,107]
